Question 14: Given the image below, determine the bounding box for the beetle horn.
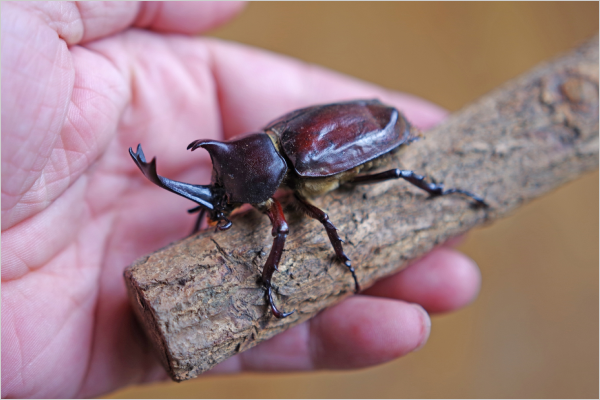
[187,139,228,153]
[187,139,233,176]
[129,144,216,211]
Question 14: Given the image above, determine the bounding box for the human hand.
[1,2,481,397]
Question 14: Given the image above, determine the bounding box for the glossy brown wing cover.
[264,100,416,177]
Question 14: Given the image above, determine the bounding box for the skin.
[1,2,481,398]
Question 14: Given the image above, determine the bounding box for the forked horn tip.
[187,140,201,151]
[129,144,147,162]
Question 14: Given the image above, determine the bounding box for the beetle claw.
[442,189,489,208]
[342,259,360,292]
[267,286,294,318]
[216,216,232,231]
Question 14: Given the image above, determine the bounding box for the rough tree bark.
[124,36,599,382]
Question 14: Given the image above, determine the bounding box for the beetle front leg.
[262,198,294,318]
[294,194,360,292]
[187,206,206,235]
[351,169,488,207]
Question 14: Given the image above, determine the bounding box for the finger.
[363,247,482,314]
[205,40,448,140]
[16,2,246,46]
[133,2,246,37]
[308,296,431,369]
[218,296,430,372]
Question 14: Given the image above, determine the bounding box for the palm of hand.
[2,3,480,398]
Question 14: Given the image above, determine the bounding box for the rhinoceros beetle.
[129,99,487,318]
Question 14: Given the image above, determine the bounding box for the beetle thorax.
[196,133,288,205]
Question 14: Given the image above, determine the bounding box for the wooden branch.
[124,35,599,382]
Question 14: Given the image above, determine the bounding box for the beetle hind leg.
[351,169,488,208]
[294,194,360,293]
[262,198,294,318]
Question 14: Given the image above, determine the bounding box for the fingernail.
[411,303,431,352]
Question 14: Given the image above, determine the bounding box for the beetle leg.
[351,169,488,208]
[216,216,232,231]
[262,198,294,318]
[294,194,360,293]
[188,207,206,235]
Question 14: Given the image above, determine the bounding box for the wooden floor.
[108,3,598,398]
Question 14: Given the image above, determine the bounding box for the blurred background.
[108,2,598,398]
